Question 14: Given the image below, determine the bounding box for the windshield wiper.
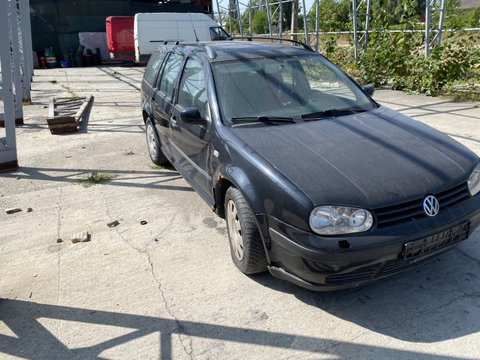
[231,116,295,124]
[301,108,367,120]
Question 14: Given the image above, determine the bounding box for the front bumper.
[264,195,480,291]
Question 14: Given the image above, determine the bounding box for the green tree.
[443,0,480,29]
[370,0,404,27]
[465,8,480,27]
[308,0,350,32]
[252,10,269,34]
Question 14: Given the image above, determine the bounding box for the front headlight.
[468,162,480,197]
[309,206,373,235]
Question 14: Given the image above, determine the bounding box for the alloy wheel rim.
[147,124,158,157]
[226,199,244,261]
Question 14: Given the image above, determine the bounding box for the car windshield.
[212,54,376,125]
[210,27,230,40]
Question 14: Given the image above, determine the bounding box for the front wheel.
[225,187,267,274]
[145,118,168,166]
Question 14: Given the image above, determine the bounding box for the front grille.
[374,182,470,228]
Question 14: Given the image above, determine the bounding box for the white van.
[134,12,230,63]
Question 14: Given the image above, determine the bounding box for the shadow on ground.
[2,166,192,192]
[253,245,480,344]
[378,97,480,121]
[0,298,471,360]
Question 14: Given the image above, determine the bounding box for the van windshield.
[210,27,230,41]
[212,54,376,125]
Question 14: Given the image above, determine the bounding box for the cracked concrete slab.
[0,66,479,360]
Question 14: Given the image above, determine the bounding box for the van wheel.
[225,187,267,274]
[146,119,168,165]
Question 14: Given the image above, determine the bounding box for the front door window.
[177,59,208,118]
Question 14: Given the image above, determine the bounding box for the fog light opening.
[338,240,351,249]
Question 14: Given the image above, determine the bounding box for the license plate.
[403,222,470,262]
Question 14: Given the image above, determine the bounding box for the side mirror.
[362,85,375,97]
[180,107,206,127]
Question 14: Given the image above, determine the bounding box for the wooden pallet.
[47,95,93,134]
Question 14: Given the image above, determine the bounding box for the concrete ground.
[1,66,480,360]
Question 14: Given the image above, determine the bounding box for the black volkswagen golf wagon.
[140,40,480,291]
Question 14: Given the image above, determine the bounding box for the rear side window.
[143,51,166,86]
[157,53,184,101]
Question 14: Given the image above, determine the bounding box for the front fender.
[213,147,314,234]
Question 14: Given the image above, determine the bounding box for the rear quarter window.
[143,51,166,86]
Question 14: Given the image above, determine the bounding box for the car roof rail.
[231,36,314,52]
[204,45,216,59]
[173,42,217,59]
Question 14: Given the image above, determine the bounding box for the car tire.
[146,118,168,166]
[225,187,267,274]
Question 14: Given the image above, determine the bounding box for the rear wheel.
[225,187,267,274]
[146,118,168,166]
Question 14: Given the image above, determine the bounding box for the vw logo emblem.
[423,195,440,217]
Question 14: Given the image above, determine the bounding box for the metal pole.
[315,0,319,51]
[216,0,223,26]
[364,0,371,52]
[236,0,244,36]
[437,0,446,46]
[301,0,308,45]
[228,1,233,34]
[279,0,283,39]
[425,0,431,58]
[15,0,28,103]
[8,0,24,123]
[266,0,273,38]
[249,0,252,36]
[352,0,359,61]
[290,0,298,41]
[0,0,19,170]
[19,0,32,101]
[24,0,34,84]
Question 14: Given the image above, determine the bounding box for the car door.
[169,58,214,206]
[151,52,185,159]
[142,51,166,118]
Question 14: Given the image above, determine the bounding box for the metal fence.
[214,0,472,60]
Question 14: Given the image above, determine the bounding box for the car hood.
[231,106,477,208]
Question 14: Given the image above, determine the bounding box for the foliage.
[253,11,269,34]
[244,0,480,35]
[333,29,480,99]
[442,0,480,29]
[309,0,480,100]
[79,171,117,188]
[307,0,351,32]
[369,0,404,27]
